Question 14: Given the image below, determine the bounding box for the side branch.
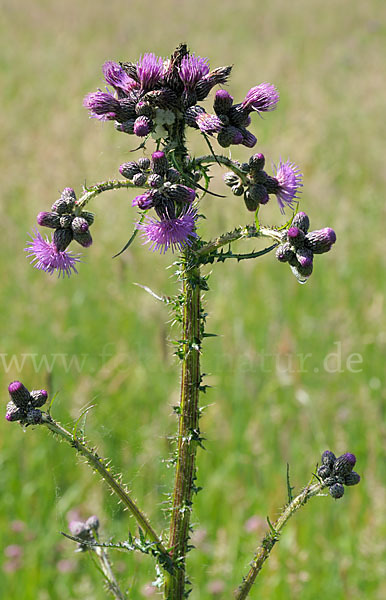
[234,479,325,600]
[197,225,283,259]
[77,179,139,209]
[195,154,248,180]
[40,414,168,557]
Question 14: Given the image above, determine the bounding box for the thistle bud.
[240,129,257,148]
[248,184,269,205]
[73,230,93,248]
[321,450,336,469]
[167,185,196,204]
[287,226,305,248]
[292,211,310,233]
[132,172,147,186]
[5,401,24,422]
[135,100,153,117]
[249,153,265,172]
[37,212,61,229]
[8,381,30,408]
[333,453,356,477]
[296,259,313,277]
[244,190,259,211]
[26,408,43,425]
[148,173,164,189]
[231,184,244,197]
[151,151,168,176]
[213,89,234,114]
[296,247,313,269]
[166,168,180,183]
[223,172,239,187]
[228,104,251,127]
[133,115,152,137]
[80,211,94,226]
[217,126,243,147]
[317,465,331,480]
[54,228,73,252]
[60,214,74,229]
[71,217,89,234]
[344,471,361,486]
[276,243,295,263]
[85,515,100,531]
[305,228,336,254]
[29,389,48,408]
[137,157,151,170]
[116,119,135,134]
[329,483,345,499]
[119,161,140,179]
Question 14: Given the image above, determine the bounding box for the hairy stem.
[198,224,283,258]
[164,258,202,599]
[76,179,138,209]
[234,479,325,600]
[40,415,168,556]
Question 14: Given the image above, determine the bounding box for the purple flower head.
[25,230,80,278]
[8,381,30,408]
[133,115,152,137]
[138,205,198,254]
[83,91,120,121]
[151,151,169,175]
[136,53,164,91]
[213,89,234,115]
[242,83,279,113]
[196,112,223,135]
[132,191,155,210]
[273,159,303,213]
[305,227,336,254]
[179,54,210,89]
[102,61,138,94]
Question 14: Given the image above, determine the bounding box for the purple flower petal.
[136,53,164,91]
[25,230,80,278]
[137,207,198,254]
[273,159,303,213]
[179,54,210,89]
[242,83,279,113]
[83,91,120,120]
[102,61,138,93]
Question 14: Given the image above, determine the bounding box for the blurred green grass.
[0,0,385,598]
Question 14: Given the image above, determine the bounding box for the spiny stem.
[164,257,203,599]
[76,179,138,209]
[234,479,325,600]
[198,224,283,258]
[40,414,168,556]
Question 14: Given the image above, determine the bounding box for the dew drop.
[290,265,310,285]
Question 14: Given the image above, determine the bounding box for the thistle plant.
[6,44,359,599]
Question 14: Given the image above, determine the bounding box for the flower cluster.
[186,84,279,149]
[317,450,360,499]
[275,212,336,280]
[120,151,198,253]
[25,188,94,278]
[84,44,232,142]
[223,153,303,213]
[68,515,100,552]
[5,381,48,425]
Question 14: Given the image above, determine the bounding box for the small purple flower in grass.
[179,54,210,89]
[25,230,80,278]
[102,61,138,94]
[138,206,198,254]
[242,83,279,113]
[83,91,120,121]
[136,53,164,91]
[273,159,303,213]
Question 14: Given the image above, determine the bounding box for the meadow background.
[0,0,385,598]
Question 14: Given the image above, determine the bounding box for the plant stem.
[234,479,325,600]
[76,179,138,209]
[40,415,168,556]
[91,544,126,600]
[198,224,283,258]
[164,257,202,599]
